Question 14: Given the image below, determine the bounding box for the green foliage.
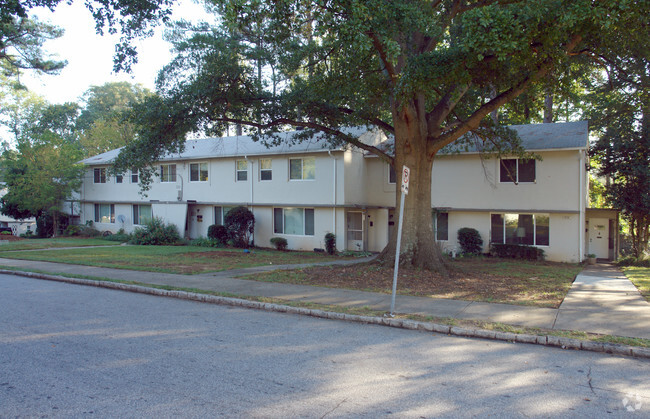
[457,228,483,255]
[207,224,228,244]
[0,230,11,235]
[224,206,255,248]
[103,229,131,242]
[129,217,180,245]
[190,237,223,248]
[617,256,650,268]
[324,233,336,255]
[270,237,288,251]
[490,244,546,261]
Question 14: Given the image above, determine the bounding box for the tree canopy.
[114,0,648,270]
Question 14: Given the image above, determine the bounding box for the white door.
[347,212,364,251]
[588,218,609,259]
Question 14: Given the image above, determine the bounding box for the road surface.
[1,274,648,417]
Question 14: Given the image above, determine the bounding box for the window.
[214,206,236,225]
[116,173,123,184]
[94,204,115,223]
[434,212,448,241]
[160,164,176,182]
[93,168,107,184]
[491,213,549,246]
[190,162,208,182]
[500,159,535,183]
[274,208,314,235]
[289,157,315,180]
[131,168,139,183]
[133,204,152,225]
[260,159,272,181]
[389,166,396,184]
[236,160,248,181]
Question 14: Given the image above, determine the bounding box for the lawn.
[0,237,121,251]
[243,257,584,308]
[0,244,355,274]
[624,267,650,302]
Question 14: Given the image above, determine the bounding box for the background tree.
[77,82,150,156]
[587,4,649,260]
[115,0,640,272]
[0,99,84,236]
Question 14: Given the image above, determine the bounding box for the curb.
[5,269,650,360]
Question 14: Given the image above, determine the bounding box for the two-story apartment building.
[76,121,618,263]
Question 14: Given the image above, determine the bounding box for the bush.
[103,228,131,242]
[129,217,180,245]
[224,206,255,248]
[457,228,483,255]
[490,243,545,261]
[208,224,229,244]
[0,230,11,235]
[325,233,336,255]
[617,256,650,267]
[190,237,223,248]
[270,237,288,251]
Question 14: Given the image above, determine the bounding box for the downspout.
[247,156,255,245]
[579,150,585,261]
[328,151,337,249]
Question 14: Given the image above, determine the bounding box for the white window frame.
[236,160,248,181]
[490,213,550,247]
[190,162,209,182]
[133,204,153,225]
[273,207,315,236]
[499,158,536,184]
[160,164,177,183]
[131,168,139,184]
[115,173,123,184]
[260,158,272,181]
[94,203,115,223]
[433,211,448,241]
[93,167,107,184]
[289,157,315,180]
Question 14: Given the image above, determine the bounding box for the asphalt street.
[1,274,648,418]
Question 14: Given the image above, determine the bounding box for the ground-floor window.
[491,213,549,246]
[274,208,314,235]
[433,211,448,241]
[133,204,152,225]
[94,204,115,224]
[214,206,236,225]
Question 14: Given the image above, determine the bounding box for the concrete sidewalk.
[1,257,648,340]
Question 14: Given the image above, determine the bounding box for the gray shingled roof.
[80,127,372,166]
[507,120,588,150]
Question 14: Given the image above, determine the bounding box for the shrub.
[490,243,545,261]
[325,233,336,255]
[0,230,11,235]
[224,206,255,248]
[103,228,131,242]
[190,237,222,248]
[64,225,81,236]
[617,256,650,267]
[208,224,229,244]
[457,228,483,255]
[270,237,288,251]
[129,217,180,245]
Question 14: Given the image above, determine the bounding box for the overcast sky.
[24,0,208,104]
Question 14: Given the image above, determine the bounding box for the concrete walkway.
[1,257,648,340]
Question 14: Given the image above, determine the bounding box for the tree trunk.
[376,113,451,275]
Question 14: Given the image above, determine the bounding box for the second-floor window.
[190,162,208,182]
[289,157,315,180]
[389,166,396,184]
[160,164,177,183]
[131,168,139,183]
[93,168,107,184]
[236,160,248,181]
[260,158,272,181]
[115,173,123,184]
[500,158,535,183]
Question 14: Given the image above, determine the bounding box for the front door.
[346,212,364,251]
[588,217,609,259]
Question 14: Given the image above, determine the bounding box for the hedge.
[490,243,545,261]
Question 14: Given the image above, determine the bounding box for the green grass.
[0,238,121,251]
[624,267,650,301]
[0,244,353,274]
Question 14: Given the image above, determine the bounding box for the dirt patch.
[0,235,24,242]
[247,258,581,308]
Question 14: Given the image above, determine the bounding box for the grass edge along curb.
[3,268,649,360]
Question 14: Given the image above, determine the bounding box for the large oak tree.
[116,0,644,271]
